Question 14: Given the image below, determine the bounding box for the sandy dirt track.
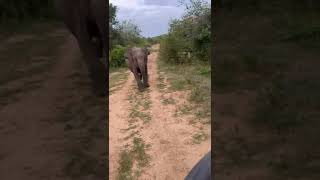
[109,45,211,180]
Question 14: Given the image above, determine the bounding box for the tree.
[115,20,143,46]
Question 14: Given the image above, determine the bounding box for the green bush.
[159,0,211,64]
[109,45,126,68]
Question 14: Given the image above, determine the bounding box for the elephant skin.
[125,47,150,91]
[54,0,107,97]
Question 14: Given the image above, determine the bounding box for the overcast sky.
[110,0,210,37]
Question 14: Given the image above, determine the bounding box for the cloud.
[144,0,178,6]
[110,0,184,37]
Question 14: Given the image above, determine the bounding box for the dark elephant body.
[54,0,107,96]
[125,47,150,91]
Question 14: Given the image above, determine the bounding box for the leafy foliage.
[109,45,127,68]
[160,0,211,64]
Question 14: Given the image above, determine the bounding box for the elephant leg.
[133,68,144,91]
[140,63,149,88]
[76,25,107,96]
[144,62,150,88]
[137,68,142,80]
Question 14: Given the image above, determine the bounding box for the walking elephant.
[54,0,107,97]
[125,47,150,91]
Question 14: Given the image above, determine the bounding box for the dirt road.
[109,45,211,180]
[0,29,106,179]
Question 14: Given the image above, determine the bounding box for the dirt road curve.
[109,45,211,180]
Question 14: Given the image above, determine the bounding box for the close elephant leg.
[77,28,107,96]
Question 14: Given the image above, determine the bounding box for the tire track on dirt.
[109,72,134,179]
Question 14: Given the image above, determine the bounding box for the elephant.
[125,47,150,91]
[54,0,107,97]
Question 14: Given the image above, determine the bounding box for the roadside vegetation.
[158,0,211,126]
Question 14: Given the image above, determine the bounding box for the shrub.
[109,45,126,68]
[159,0,211,64]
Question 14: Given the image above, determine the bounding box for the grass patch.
[117,138,151,180]
[194,107,211,121]
[129,108,151,123]
[192,131,208,144]
[174,104,193,118]
[117,150,134,180]
[123,130,140,141]
[141,100,151,110]
[132,137,151,167]
[158,59,211,124]
[121,125,138,132]
[128,89,152,124]
[169,79,187,91]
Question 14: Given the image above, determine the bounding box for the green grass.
[177,104,192,115]
[123,130,140,141]
[129,108,151,123]
[117,150,134,180]
[158,60,211,124]
[192,131,209,144]
[117,138,151,180]
[127,87,152,124]
[121,125,138,133]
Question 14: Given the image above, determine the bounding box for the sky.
[110,0,210,37]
